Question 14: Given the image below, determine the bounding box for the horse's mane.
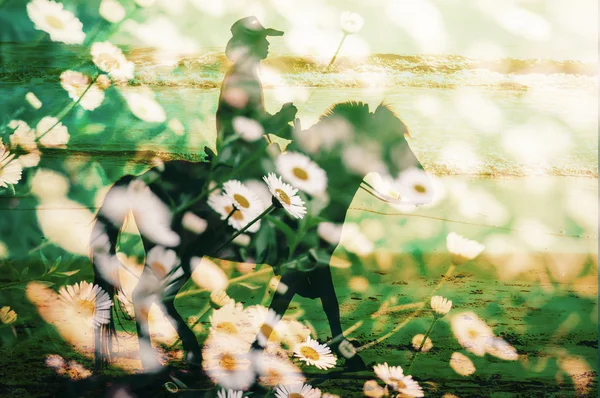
[319,101,372,126]
[318,101,411,138]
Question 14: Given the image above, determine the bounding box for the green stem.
[325,33,348,72]
[212,205,275,256]
[35,74,98,143]
[407,317,437,373]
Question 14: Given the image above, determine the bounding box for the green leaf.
[265,215,296,242]
[39,251,50,268]
[20,267,29,278]
[55,270,80,277]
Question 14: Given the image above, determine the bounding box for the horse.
[90,100,431,374]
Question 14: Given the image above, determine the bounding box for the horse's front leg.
[132,265,164,372]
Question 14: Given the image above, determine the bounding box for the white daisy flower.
[363,380,387,398]
[253,351,306,387]
[99,0,126,23]
[340,223,374,256]
[122,90,167,123]
[276,152,327,197]
[223,180,265,215]
[485,336,518,361]
[190,257,229,292]
[263,173,306,219]
[0,146,23,188]
[217,389,243,398]
[25,92,42,109]
[209,302,254,343]
[317,222,342,245]
[373,362,404,388]
[233,116,264,142]
[202,335,254,391]
[26,0,85,44]
[293,337,337,370]
[8,120,36,151]
[256,308,282,347]
[449,352,476,376]
[35,116,70,147]
[0,306,17,324]
[450,311,495,357]
[96,74,111,90]
[395,167,434,205]
[90,41,135,81]
[274,383,321,398]
[18,149,41,168]
[277,319,312,351]
[430,295,452,317]
[208,193,261,233]
[391,374,424,397]
[243,179,272,206]
[182,211,207,234]
[146,245,182,280]
[340,11,364,34]
[60,70,105,111]
[446,232,485,265]
[411,334,433,352]
[58,281,113,327]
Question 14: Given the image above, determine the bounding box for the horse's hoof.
[344,354,368,372]
[185,351,203,368]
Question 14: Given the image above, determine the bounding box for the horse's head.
[296,101,432,205]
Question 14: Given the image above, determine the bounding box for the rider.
[216,16,297,149]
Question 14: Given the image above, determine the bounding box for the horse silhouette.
[90,101,430,374]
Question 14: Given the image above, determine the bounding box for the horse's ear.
[373,102,411,139]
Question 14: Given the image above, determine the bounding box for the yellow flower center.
[233,193,250,209]
[216,322,238,334]
[151,261,167,279]
[390,378,406,389]
[225,205,245,221]
[289,394,304,398]
[414,184,426,193]
[45,15,64,29]
[275,189,291,206]
[74,299,95,319]
[219,353,237,371]
[260,323,273,339]
[299,346,320,361]
[292,167,309,181]
[264,369,282,385]
[467,328,479,339]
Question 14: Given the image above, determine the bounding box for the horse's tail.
[90,175,134,369]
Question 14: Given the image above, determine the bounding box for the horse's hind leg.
[310,264,368,371]
[251,271,301,349]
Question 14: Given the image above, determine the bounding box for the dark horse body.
[91,101,427,372]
